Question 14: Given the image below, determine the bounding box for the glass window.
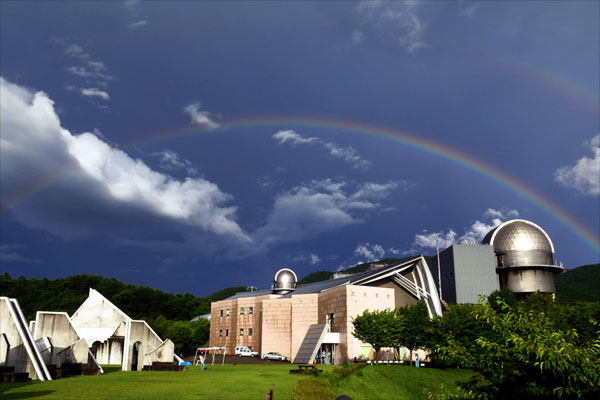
[226,329,229,337]
[219,330,222,337]
[240,329,244,336]
[226,309,230,316]
[240,307,245,315]
[220,309,223,317]
[248,328,253,336]
[249,307,253,314]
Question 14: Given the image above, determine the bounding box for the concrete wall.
[320,285,395,363]
[0,298,31,375]
[71,289,129,345]
[34,312,88,367]
[125,321,169,371]
[290,294,319,361]
[210,294,274,354]
[261,298,292,359]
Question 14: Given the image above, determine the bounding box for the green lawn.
[0,364,334,400]
[0,364,471,400]
[333,365,474,400]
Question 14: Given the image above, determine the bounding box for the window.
[249,307,253,315]
[220,310,223,317]
[240,307,245,315]
[248,328,253,336]
[226,329,229,337]
[240,329,244,336]
[219,330,222,337]
[327,313,335,332]
[226,309,230,316]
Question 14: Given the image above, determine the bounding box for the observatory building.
[431,219,564,304]
[209,257,442,365]
[482,219,563,298]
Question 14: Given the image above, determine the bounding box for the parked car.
[263,352,288,361]
[234,346,259,357]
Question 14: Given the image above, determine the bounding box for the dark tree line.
[0,273,251,355]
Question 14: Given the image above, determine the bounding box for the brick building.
[209,256,442,364]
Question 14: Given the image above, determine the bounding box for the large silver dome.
[482,219,554,255]
[482,219,561,296]
[272,268,297,294]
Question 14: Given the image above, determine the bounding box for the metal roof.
[224,257,425,300]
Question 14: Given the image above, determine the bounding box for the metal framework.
[193,346,228,366]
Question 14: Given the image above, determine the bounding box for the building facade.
[209,257,442,364]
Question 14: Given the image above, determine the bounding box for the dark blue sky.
[1,1,598,295]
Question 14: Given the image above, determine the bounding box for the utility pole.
[436,238,442,301]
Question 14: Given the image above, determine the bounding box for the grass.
[332,365,474,400]
[0,364,472,399]
[0,364,334,400]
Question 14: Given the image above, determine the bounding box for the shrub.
[291,378,334,400]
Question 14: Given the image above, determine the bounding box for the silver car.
[263,352,287,361]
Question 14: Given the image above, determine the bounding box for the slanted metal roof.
[225,257,425,300]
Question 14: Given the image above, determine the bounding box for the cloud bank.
[411,208,520,250]
[554,134,600,196]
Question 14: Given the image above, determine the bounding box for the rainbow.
[3,117,599,252]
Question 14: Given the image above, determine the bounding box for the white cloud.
[554,134,600,196]
[183,102,220,130]
[153,150,198,176]
[411,208,520,251]
[0,77,249,249]
[129,20,148,29]
[388,247,401,255]
[253,179,399,247]
[356,0,426,53]
[354,243,385,261]
[81,88,110,100]
[414,230,457,249]
[323,142,372,170]
[272,130,372,170]
[273,130,318,145]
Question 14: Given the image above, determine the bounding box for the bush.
[291,378,334,400]
[328,363,367,385]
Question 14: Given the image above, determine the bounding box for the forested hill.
[2,263,597,322]
[297,256,435,285]
[0,273,251,322]
[555,264,600,302]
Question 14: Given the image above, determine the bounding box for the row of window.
[218,328,253,337]
[219,306,254,317]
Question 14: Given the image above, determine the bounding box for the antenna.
[436,238,442,301]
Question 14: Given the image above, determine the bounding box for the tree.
[432,300,600,400]
[352,309,401,361]
[395,302,432,365]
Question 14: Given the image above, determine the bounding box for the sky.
[1,1,598,296]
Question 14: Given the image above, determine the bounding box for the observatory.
[482,219,563,298]
[271,268,297,295]
[209,257,442,365]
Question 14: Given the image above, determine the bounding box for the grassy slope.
[0,364,471,400]
[333,365,473,400]
[0,364,335,400]
[555,264,600,302]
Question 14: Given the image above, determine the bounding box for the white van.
[234,346,259,357]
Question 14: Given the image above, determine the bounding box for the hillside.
[298,255,435,285]
[0,273,250,322]
[555,264,600,302]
